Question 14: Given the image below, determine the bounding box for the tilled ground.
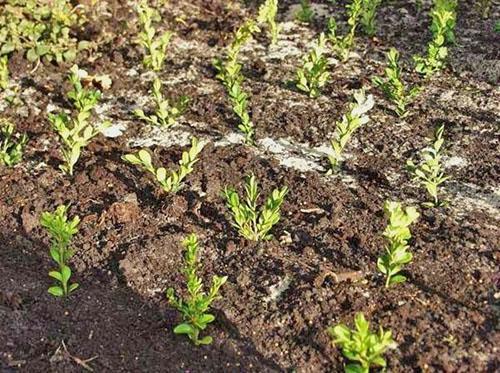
[1,0,499,372]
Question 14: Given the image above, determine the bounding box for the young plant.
[223,173,288,241]
[166,234,227,345]
[296,33,330,98]
[136,0,173,71]
[360,0,382,36]
[214,20,260,144]
[328,312,395,373]
[431,0,458,44]
[48,65,110,175]
[327,0,363,62]
[0,119,28,167]
[40,205,80,297]
[257,0,280,44]
[372,48,420,117]
[122,137,204,194]
[377,201,419,287]
[413,8,454,77]
[295,0,314,23]
[0,56,8,90]
[407,124,450,207]
[134,78,189,127]
[328,89,375,172]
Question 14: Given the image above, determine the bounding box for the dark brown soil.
[1,1,499,372]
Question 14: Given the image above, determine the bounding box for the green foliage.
[431,0,458,44]
[414,8,454,76]
[136,0,173,71]
[48,65,110,176]
[166,234,227,346]
[214,20,260,144]
[295,0,314,23]
[134,78,189,127]
[223,173,288,241]
[478,0,492,18]
[40,205,80,297]
[0,0,89,64]
[407,124,450,207]
[360,0,382,36]
[257,0,280,44]
[0,56,8,90]
[328,312,395,373]
[377,201,419,288]
[296,33,330,98]
[327,0,363,61]
[372,48,420,117]
[0,118,28,167]
[328,89,374,172]
[122,137,204,194]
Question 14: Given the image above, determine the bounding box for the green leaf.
[173,323,194,335]
[49,271,62,281]
[197,336,213,345]
[48,286,64,297]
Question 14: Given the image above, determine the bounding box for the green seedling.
[40,205,80,297]
[257,0,280,44]
[407,124,450,207]
[431,0,457,44]
[214,20,260,144]
[0,56,8,90]
[223,173,288,241]
[414,8,454,76]
[134,78,189,127]
[295,0,314,23]
[49,65,110,175]
[327,0,363,61]
[372,48,420,117]
[136,0,173,71]
[167,234,227,345]
[123,137,204,193]
[360,0,382,36]
[0,119,28,167]
[328,89,374,172]
[377,201,419,287]
[328,312,396,373]
[296,33,330,98]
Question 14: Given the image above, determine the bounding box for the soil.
[1,0,499,372]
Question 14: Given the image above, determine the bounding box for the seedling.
[328,312,395,373]
[377,201,419,287]
[327,0,363,61]
[0,119,28,167]
[134,78,189,127]
[48,65,110,175]
[360,0,382,36]
[328,89,374,172]
[0,56,8,90]
[257,0,280,44]
[136,0,173,71]
[295,0,314,23]
[40,205,80,297]
[372,48,420,117]
[407,124,450,207]
[296,33,330,98]
[122,137,204,194]
[214,20,260,144]
[166,234,227,345]
[414,8,454,76]
[223,173,288,241]
[431,0,457,44]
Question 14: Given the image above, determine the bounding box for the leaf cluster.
[134,78,189,127]
[0,56,8,90]
[40,205,80,297]
[223,173,288,241]
[0,118,28,167]
[431,0,458,44]
[372,48,420,117]
[122,137,204,194]
[407,124,450,207]
[295,0,314,23]
[328,89,375,171]
[360,0,382,36]
[166,234,227,345]
[377,201,419,287]
[327,0,363,62]
[257,0,280,44]
[328,312,395,373]
[296,33,330,98]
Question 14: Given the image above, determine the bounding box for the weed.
[327,0,363,61]
[0,119,28,167]
[296,33,330,98]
